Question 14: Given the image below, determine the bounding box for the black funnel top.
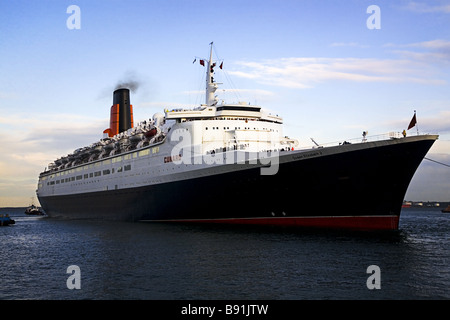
[113,88,132,133]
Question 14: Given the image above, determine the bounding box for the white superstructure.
[37,43,298,199]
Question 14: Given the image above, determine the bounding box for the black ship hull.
[38,135,437,230]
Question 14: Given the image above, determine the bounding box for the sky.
[0,0,449,206]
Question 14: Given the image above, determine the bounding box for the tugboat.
[0,214,15,226]
[442,205,450,213]
[25,204,45,216]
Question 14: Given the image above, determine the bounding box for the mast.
[206,42,219,107]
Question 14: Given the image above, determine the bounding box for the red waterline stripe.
[147,216,400,230]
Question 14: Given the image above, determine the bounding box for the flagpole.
[407,110,418,135]
[415,110,419,135]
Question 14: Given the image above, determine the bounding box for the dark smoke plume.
[115,71,141,92]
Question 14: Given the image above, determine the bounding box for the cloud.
[227,39,450,89]
[387,110,450,134]
[0,113,105,152]
[0,91,18,99]
[403,2,450,14]
[386,39,450,65]
[0,113,106,205]
[406,39,450,49]
[228,56,446,89]
[418,111,450,133]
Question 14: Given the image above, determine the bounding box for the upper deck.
[165,103,283,124]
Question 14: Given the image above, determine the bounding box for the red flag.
[407,113,417,130]
[200,60,205,66]
[219,61,223,69]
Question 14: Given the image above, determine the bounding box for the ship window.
[112,157,122,163]
[84,174,88,179]
[76,175,82,180]
[89,173,93,178]
[124,164,131,171]
[103,169,110,175]
[94,171,101,177]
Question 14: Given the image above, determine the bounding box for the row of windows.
[205,126,278,131]
[216,106,261,112]
[46,165,131,185]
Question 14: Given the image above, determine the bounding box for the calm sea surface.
[0,207,448,300]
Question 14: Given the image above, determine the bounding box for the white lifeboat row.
[48,117,166,172]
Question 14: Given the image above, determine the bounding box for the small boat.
[25,204,45,216]
[441,205,450,213]
[402,201,412,208]
[0,214,15,226]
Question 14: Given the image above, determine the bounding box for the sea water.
[0,207,448,300]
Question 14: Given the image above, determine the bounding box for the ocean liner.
[36,44,438,230]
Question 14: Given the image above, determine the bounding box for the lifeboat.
[145,127,157,138]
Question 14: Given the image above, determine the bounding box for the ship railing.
[299,132,406,150]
